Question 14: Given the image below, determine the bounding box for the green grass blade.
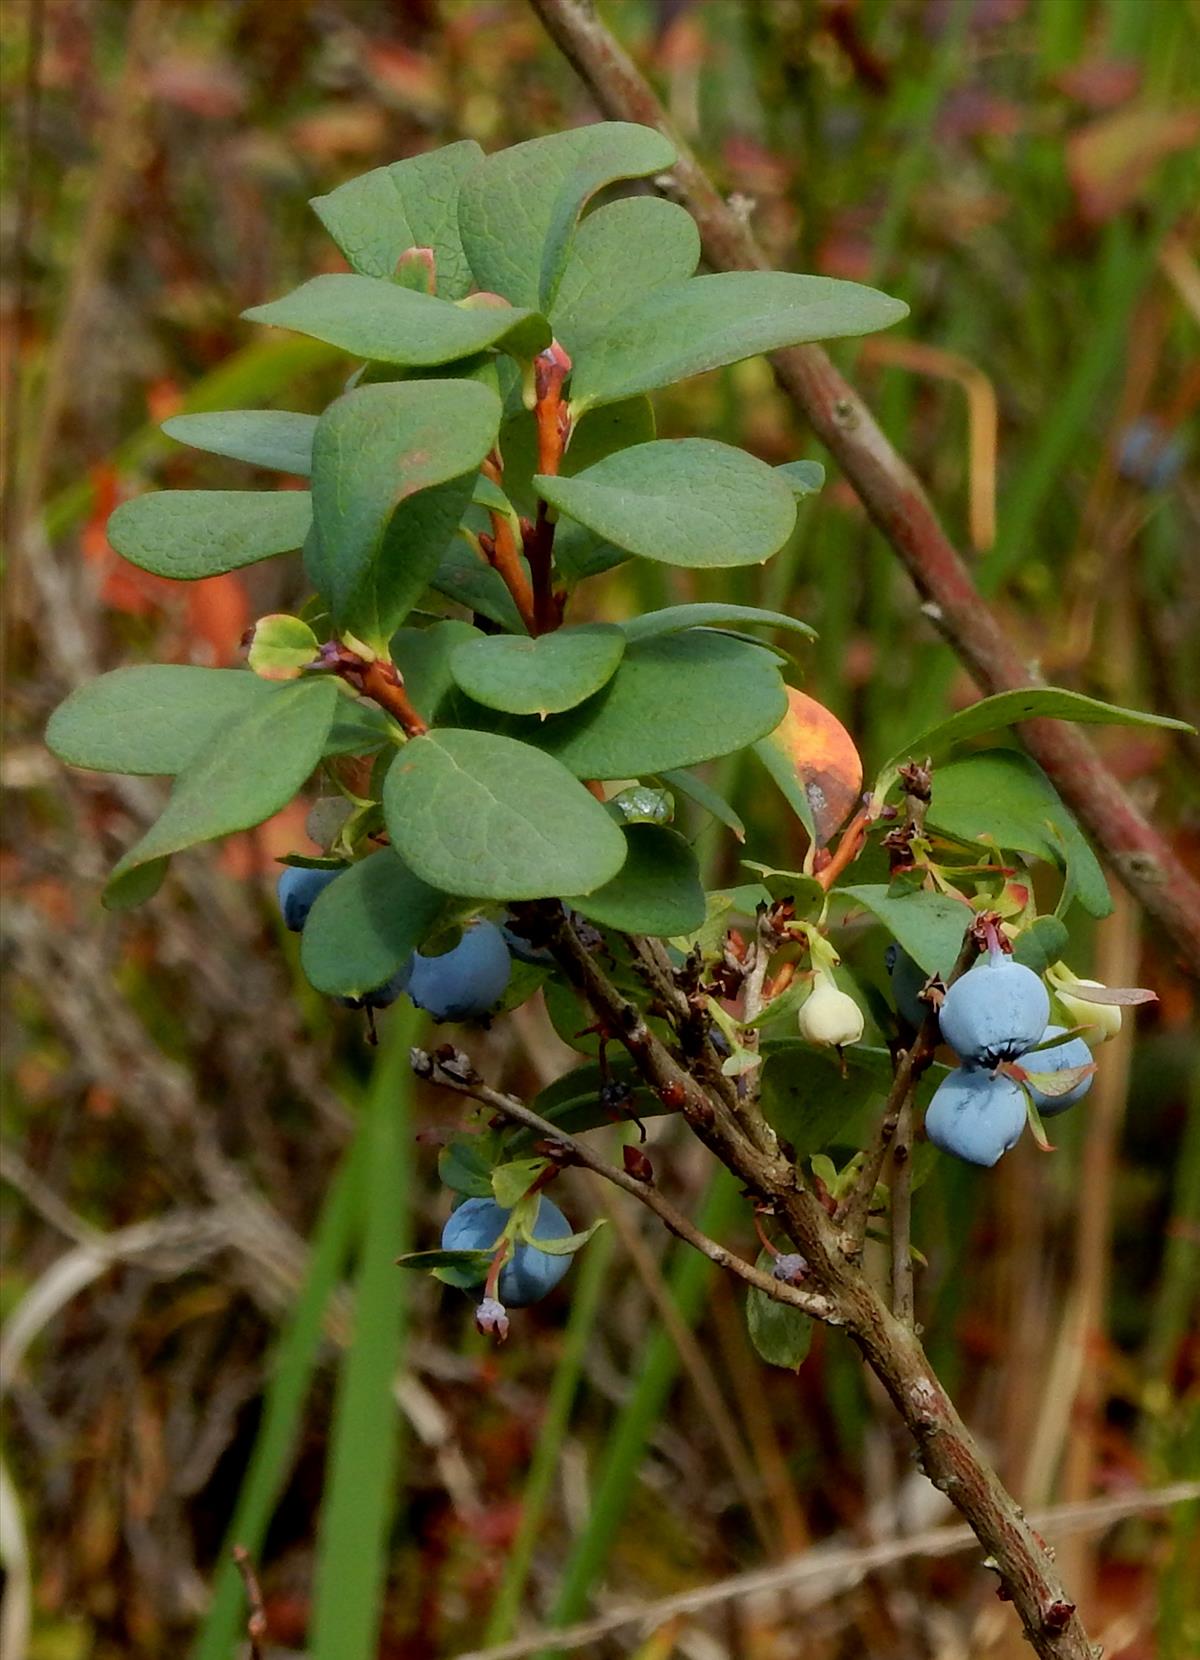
[192,1127,366,1660]
[310,1005,417,1660]
[537,1169,742,1657]
[482,1223,617,1646]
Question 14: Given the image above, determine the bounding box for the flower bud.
[798,970,864,1048]
[1049,965,1123,1044]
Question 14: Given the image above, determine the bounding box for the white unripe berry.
[798,970,864,1048]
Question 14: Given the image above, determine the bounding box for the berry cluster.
[276,866,512,1021]
[925,940,1094,1167]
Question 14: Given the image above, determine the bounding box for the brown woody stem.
[539,905,1092,1659]
[527,0,1200,981]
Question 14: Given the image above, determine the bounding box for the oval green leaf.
[874,687,1194,798]
[746,1250,813,1371]
[565,824,706,938]
[47,666,279,777]
[569,271,909,411]
[244,274,550,367]
[107,677,339,888]
[622,603,815,644]
[300,849,446,999]
[162,410,317,475]
[310,141,482,299]
[536,439,797,569]
[457,122,677,311]
[382,728,627,900]
[837,885,972,978]
[528,633,789,778]
[449,624,626,717]
[108,490,312,580]
[924,750,1112,920]
[549,196,700,357]
[311,379,501,641]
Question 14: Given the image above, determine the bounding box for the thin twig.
[417,1051,833,1321]
[232,1546,268,1660]
[835,931,976,1254]
[890,1101,915,1327]
[451,1481,1200,1660]
[527,0,1200,979]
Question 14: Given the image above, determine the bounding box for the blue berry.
[408,920,511,1022]
[938,952,1049,1065]
[1023,1025,1094,1116]
[924,1066,1027,1167]
[885,943,929,1029]
[277,865,342,931]
[441,1195,573,1306]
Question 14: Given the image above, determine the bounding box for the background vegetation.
[3,2,1197,1657]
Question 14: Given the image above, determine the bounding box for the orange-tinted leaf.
[760,688,863,846]
[1068,107,1200,223]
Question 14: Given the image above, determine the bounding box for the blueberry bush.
[44,123,1188,1658]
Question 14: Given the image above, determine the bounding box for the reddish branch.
[320,646,427,737]
[528,0,1200,980]
[527,342,573,633]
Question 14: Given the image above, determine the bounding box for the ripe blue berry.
[441,1195,573,1306]
[924,1066,1027,1167]
[408,920,511,1022]
[1023,1025,1094,1116]
[885,943,929,1029]
[277,864,342,931]
[938,951,1049,1065]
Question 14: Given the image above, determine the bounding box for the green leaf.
[390,620,484,724]
[569,271,909,411]
[492,1158,550,1209]
[746,1250,813,1371]
[760,1045,884,1157]
[244,274,550,367]
[499,396,656,518]
[925,750,1112,919]
[324,702,397,757]
[874,687,1194,797]
[449,624,626,716]
[837,885,971,978]
[106,677,339,892]
[565,824,706,938]
[1012,915,1071,975]
[536,439,797,569]
[659,769,746,841]
[311,380,501,641]
[382,728,627,900]
[161,410,317,475]
[528,632,788,778]
[300,849,446,999]
[438,1137,496,1198]
[524,1218,606,1257]
[621,603,815,645]
[310,141,482,299]
[430,540,528,634]
[457,122,677,311]
[394,1247,492,1282]
[775,460,825,496]
[46,665,278,776]
[549,196,699,356]
[247,614,320,680]
[514,1056,660,1143]
[108,490,312,579]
